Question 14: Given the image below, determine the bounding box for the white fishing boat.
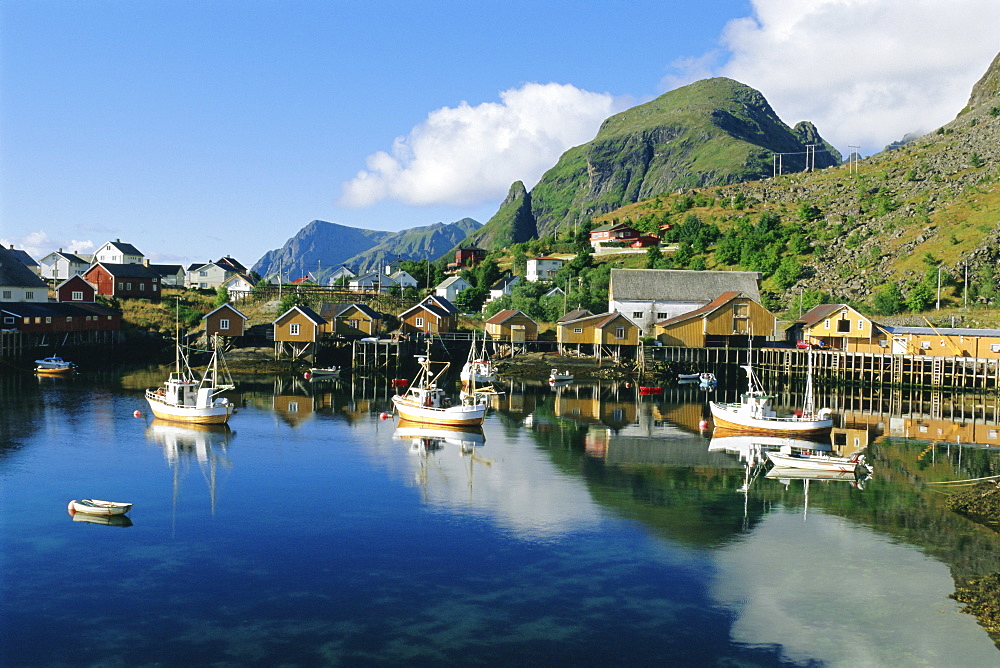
[67,499,132,516]
[391,348,486,426]
[35,356,75,374]
[460,330,496,387]
[764,467,864,482]
[765,446,870,473]
[305,366,341,379]
[146,324,235,425]
[709,352,832,436]
[548,369,573,383]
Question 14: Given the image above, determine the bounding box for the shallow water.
[2,371,999,666]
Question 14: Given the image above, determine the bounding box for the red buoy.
[379,412,389,421]
[699,419,709,431]
[133,410,142,418]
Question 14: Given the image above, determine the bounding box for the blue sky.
[2,0,998,268]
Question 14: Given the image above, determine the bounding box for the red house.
[1,302,121,333]
[590,222,640,247]
[55,275,97,303]
[447,246,487,271]
[83,262,161,301]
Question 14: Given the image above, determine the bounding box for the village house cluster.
[5,239,1000,363]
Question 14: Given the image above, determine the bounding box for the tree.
[773,256,802,289]
[213,285,230,307]
[644,244,663,269]
[454,286,487,313]
[905,283,935,312]
[872,283,904,315]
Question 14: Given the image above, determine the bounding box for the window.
[45,317,51,323]
[126,283,132,290]
[991,344,1000,353]
[288,401,299,413]
[66,316,72,322]
[633,311,643,319]
[615,327,625,339]
[118,282,124,290]
[153,284,158,292]
[220,319,230,330]
[574,327,583,334]
[857,320,865,331]
[140,283,145,291]
[415,317,424,328]
[3,316,13,325]
[72,291,84,301]
[824,319,830,329]
[290,323,300,336]
[837,319,851,333]
[656,313,667,319]
[200,270,208,277]
[2,290,10,299]
[920,341,931,349]
[733,304,748,317]
[25,291,34,300]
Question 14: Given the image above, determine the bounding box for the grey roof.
[7,248,38,267]
[609,269,761,303]
[557,308,593,323]
[423,295,458,313]
[885,325,1000,337]
[90,262,160,278]
[104,240,144,257]
[0,246,48,289]
[490,274,519,291]
[436,275,469,290]
[320,302,381,320]
[148,264,184,276]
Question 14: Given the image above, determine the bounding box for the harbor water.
[2,368,1000,666]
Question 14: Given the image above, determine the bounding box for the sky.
[2,0,998,268]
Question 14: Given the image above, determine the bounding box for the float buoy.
[625,382,632,389]
[133,410,142,418]
[698,419,709,430]
[303,372,311,380]
[379,412,389,421]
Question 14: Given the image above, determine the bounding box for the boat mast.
[802,350,815,417]
[175,298,181,375]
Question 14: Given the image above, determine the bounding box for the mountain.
[456,181,536,250]
[462,77,840,247]
[252,218,481,283]
[341,218,482,275]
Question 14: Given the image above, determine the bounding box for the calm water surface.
[2,370,999,666]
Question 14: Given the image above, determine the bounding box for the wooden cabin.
[319,303,382,337]
[55,275,97,303]
[83,262,161,301]
[789,304,882,352]
[398,301,454,335]
[654,291,776,347]
[880,326,1000,358]
[202,303,248,337]
[272,305,326,360]
[485,309,538,342]
[557,311,640,360]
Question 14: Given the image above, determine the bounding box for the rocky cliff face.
[965,51,1000,112]
[466,77,839,246]
[458,181,535,250]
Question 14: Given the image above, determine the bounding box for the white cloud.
[0,231,94,259]
[690,0,1000,154]
[340,83,623,208]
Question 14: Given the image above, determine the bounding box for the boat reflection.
[393,419,485,452]
[145,419,234,513]
[71,513,134,527]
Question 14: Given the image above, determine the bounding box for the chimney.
[144,259,150,267]
[58,248,63,253]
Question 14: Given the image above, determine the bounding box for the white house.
[222,272,256,300]
[527,256,564,282]
[94,239,144,265]
[0,246,49,302]
[327,265,356,286]
[38,249,90,281]
[608,268,762,336]
[349,272,397,292]
[390,270,418,289]
[148,264,186,287]
[187,260,241,290]
[486,274,519,303]
[434,275,472,302]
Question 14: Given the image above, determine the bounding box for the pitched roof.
[202,303,248,321]
[796,304,851,327]
[423,294,458,313]
[0,246,48,289]
[88,262,160,278]
[7,247,38,267]
[436,275,470,290]
[1,301,119,318]
[485,309,536,326]
[320,302,381,320]
[216,256,246,272]
[54,275,96,292]
[656,291,744,327]
[557,308,593,323]
[609,269,761,303]
[490,275,519,291]
[273,304,325,326]
[43,250,89,265]
[103,240,143,257]
[147,264,184,276]
[400,301,449,320]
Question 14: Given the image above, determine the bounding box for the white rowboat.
[68,499,133,516]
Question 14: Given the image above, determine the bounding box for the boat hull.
[36,366,73,374]
[391,395,485,426]
[68,499,132,516]
[709,402,832,436]
[765,451,862,472]
[146,391,233,424]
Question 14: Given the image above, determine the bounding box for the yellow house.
[792,304,883,352]
[272,304,326,360]
[485,309,538,342]
[557,311,640,359]
[319,302,383,337]
[654,291,776,347]
[202,303,248,338]
[882,326,1000,358]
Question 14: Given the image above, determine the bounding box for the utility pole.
[964,262,968,309]
[936,266,942,310]
[848,145,860,174]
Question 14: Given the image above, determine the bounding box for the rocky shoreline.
[947,482,1000,641]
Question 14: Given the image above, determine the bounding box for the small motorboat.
[304,367,340,379]
[548,369,574,383]
[765,446,870,473]
[35,356,75,374]
[67,499,133,516]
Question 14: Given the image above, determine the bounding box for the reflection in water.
[145,419,233,514]
[71,512,133,527]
